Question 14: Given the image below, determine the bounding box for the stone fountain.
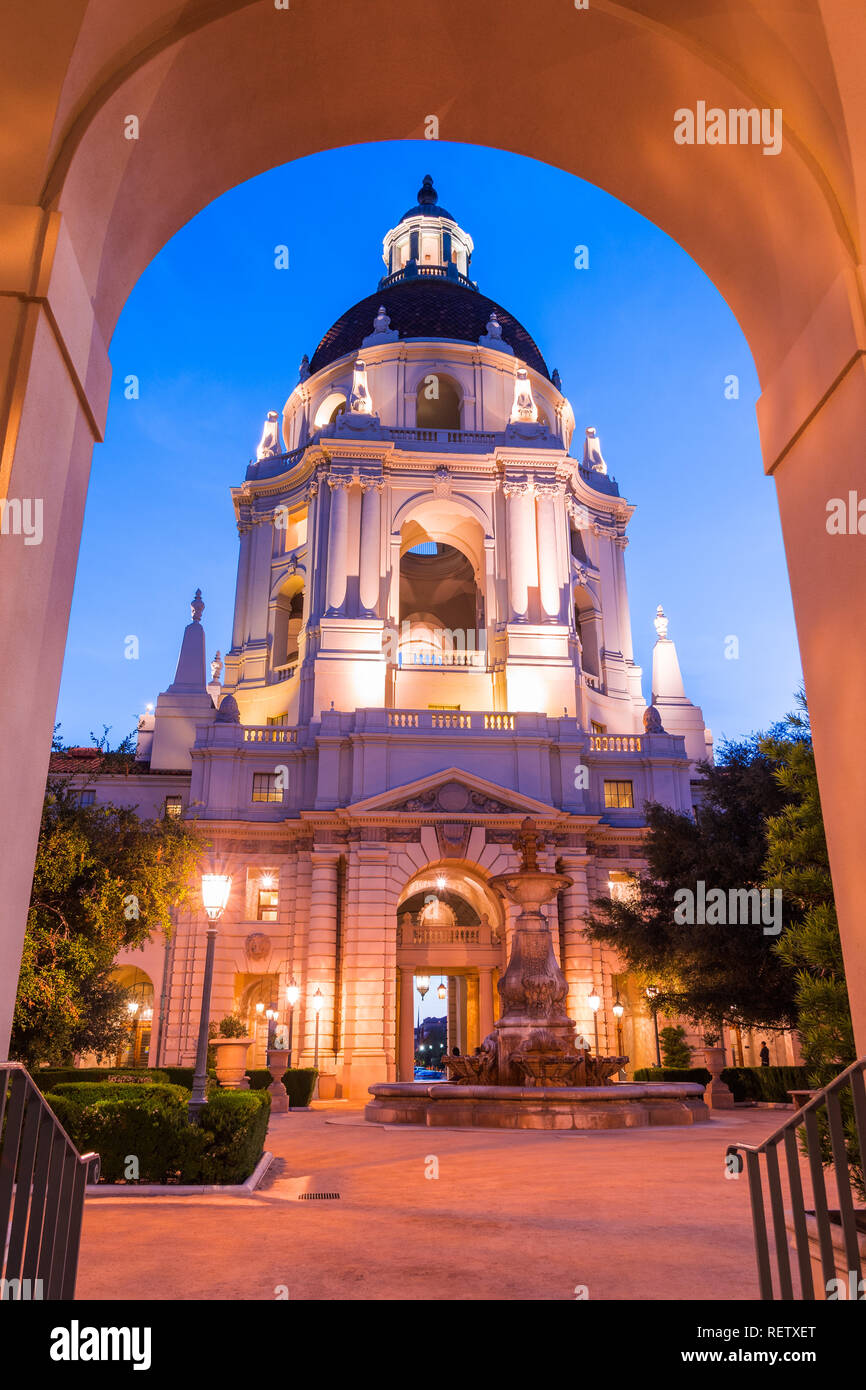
[366,818,709,1130]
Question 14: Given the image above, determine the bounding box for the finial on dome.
[654,605,669,640]
[583,427,608,474]
[373,305,390,334]
[299,354,311,382]
[190,589,205,623]
[210,650,223,683]
[485,312,502,340]
[417,174,437,206]
[552,368,562,391]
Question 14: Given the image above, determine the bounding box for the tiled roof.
[309,278,550,379]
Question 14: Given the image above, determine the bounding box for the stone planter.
[785,1211,866,1298]
[316,1072,337,1100]
[702,1045,735,1109]
[267,1048,289,1112]
[212,1037,253,1090]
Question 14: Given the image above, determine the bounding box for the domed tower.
[225,176,651,732]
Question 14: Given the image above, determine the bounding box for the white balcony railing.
[590,735,642,752]
[386,711,516,732]
[242,726,298,744]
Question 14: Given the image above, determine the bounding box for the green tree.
[761,700,854,1076]
[11,753,202,1067]
[660,1024,692,1069]
[582,732,798,1037]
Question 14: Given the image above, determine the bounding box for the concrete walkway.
[76,1104,780,1301]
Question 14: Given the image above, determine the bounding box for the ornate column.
[503,480,537,619]
[478,966,495,1042]
[304,850,340,1065]
[558,852,596,1046]
[535,482,562,620]
[398,966,415,1082]
[358,478,384,615]
[325,476,351,614]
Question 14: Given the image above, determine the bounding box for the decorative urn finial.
[190,589,205,623]
[210,650,223,683]
[417,174,437,206]
[654,604,669,640]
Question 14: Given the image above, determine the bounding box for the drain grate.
[298,1191,341,1201]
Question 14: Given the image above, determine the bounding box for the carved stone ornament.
[245,932,272,963]
[432,466,451,497]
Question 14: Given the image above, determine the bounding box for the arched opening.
[314,391,347,428]
[110,965,154,1068]
[272,577,305,673]
[574,584,601,681]
[415,374,462,431]
[235,973,280,1069]
[396,860,504,1079]
[399,543,482,664]
[2,6,866,1068]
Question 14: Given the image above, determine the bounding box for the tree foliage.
[12,762,202,1068]
[583,730,799,1035]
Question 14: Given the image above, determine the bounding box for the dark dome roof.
[309,278,550,379]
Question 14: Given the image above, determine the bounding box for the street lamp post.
[286,977,299,1065]
[587,982,601,1054]
[612,992,625,1054]
[312,987,323,1097]
[645,984,661,1067]
[189,873,232,1120]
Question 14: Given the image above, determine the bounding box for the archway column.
[358,478,383,615]
[478,965,495,1042]
[325,476,350,614]
[398,966,415,1082]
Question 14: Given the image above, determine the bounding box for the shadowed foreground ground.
[76,1103,780,1301]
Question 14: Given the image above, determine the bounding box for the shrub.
[285,1068,317,1108]
[213,1014,249,1039]
[634,1064,811,1103]
[46,1084,202,1183]
[183,1090,271,1185]
[51,1081,188,1108]
[33,1067,166,1090]
[245,1067,317,1107]
[634,1067,711,1087]
[43,1079,271,1185]
[659,1025,692,1069]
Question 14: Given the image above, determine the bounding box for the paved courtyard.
[76,1103,780,1301]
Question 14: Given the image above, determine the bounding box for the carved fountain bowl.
[489,871,573,909]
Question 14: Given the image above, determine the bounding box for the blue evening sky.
[55,140,802,749]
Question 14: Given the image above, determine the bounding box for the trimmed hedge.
[227,1067,318,1107]
[634,1065,811,1103]
[185,1091,271,1185]
[43,1081,271,1185]
[33,1067,168,1088]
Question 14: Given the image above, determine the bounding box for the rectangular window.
[257,888,279,922]
[252,772,282,803]
[266,714,288,726]
[603,780,634,809]
[78,789,95,807]
[164,795,182,819]
[591,721,606,736]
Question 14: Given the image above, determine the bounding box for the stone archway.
[2,2,866,1057]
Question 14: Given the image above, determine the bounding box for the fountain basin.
[365,1081,709,1130]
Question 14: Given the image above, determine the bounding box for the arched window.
[314,391,347,428]
[399,543,483,662]
[574,587,601,678]
[272,582,304,670]
[416,375,461,431]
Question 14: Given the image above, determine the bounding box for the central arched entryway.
[396,862,505,1081]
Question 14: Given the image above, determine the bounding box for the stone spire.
[168,590,208,694]
[651,604,686,702]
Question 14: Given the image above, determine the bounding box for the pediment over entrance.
[346,768,558,818]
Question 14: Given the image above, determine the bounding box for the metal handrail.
[0,1062,100,1300]
[726,1056,866,1299]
